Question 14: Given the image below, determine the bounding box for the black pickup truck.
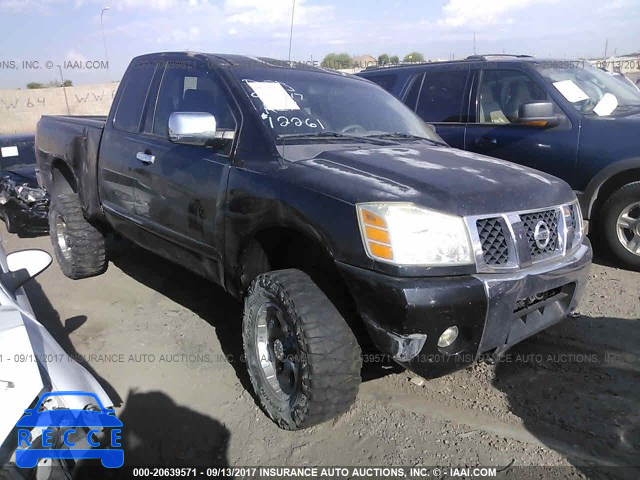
[36,52,592,430]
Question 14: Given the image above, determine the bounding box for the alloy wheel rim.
[55,215,72,262]
[254,302,301,402]
[616,202,640,256]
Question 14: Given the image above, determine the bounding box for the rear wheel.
[601,182,640,270]
[242,269,362,430]
[49,192,107,279]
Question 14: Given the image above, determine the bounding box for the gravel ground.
[3,226,638,479]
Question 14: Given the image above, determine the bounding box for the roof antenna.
[288,0,296,65]
[281,0,296,167]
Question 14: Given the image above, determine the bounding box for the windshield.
[535,62,640,115]
[233,68,441,143]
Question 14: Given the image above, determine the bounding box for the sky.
[0,0,638,88]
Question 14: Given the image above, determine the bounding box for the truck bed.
[35,115,107,221]
[42,115,107,128]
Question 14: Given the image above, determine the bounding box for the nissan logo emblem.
[534,220,551,249]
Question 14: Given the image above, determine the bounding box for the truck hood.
[2,165,39,187]
[293,143,575,217]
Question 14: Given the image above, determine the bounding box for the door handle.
[136,152,155,164]
[475,136,498,147]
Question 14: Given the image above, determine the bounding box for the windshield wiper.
[586,103,640,115]
[365,133,448,146]
[279,132,392,145]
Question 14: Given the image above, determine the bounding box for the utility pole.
[473,32,476,55]
[58,65,71,115]
[604,38,608,59]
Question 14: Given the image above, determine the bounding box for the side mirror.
[2,249,52,292]
[517,102,564,128]
[168,112,218,146]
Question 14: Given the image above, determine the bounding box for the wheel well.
[238,227,360,328]
[592,168,640,221]
[50,159,77,196]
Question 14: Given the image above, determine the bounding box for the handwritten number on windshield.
[276,116,325,129]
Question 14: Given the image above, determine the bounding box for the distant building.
[352,55,378,70]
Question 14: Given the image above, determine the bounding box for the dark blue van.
[359,55,640,270]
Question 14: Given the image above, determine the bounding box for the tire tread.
[243,268,362,430]
[49,192,107,279]
[600,181,640,270]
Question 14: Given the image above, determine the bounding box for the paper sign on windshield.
[593,93,618,116]
[246,81,300,111]
[1,146,19,158]
[553,80,589,103]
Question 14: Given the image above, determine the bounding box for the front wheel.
[242,269,362,430]
[601,181,640,270]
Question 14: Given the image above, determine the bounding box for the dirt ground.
[3,225,638,479]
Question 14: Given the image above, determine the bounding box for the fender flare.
[581,157,640,219]
[225,208,342,299]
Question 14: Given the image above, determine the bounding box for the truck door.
[99,62,159,218]
[129,62,238,276]
[464,68,580,184]
[404,67,471,149]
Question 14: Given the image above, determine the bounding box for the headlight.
[356,203,473,266]
[15,186,46,203]
[563,201,584,251]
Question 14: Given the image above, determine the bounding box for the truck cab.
[359,55,640,270]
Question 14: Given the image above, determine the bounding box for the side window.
[142,65,165,134]
[113,63,157,133]
[403,73,425,111]
[416,70,469,123]
[367,74,398,92]
[477,69,553,124]
[152,64,236,139]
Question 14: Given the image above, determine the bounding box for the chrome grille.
[520,209,560,259]
[476,218,510,266]
[468,203,576,272]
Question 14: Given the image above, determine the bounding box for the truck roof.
[130,51,348,77]
[362,54,587,72]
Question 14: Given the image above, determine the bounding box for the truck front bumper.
[337,241,592,378]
